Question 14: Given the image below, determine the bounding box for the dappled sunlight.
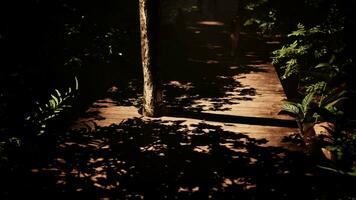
[167,81,194,90]
[29,119,313,198]
[1,0,354,199]
[72,98,140,130]
[196,21,225,26]
[229,66,239,70]
[206,60,220,64]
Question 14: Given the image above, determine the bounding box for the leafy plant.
[243,6,277,34]
[282,92,315,132]
[282,87,347,127]
[318,129,356,176]
[25,76,79,135]
[315,88,348,120]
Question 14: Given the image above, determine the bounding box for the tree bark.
[138,0,162,117]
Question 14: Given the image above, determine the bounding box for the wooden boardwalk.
[72,12,298,149]
[29,5,312,198]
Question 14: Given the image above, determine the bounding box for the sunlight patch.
[140,143,168,152]
[89,157,105,163]
[196,21,225,26]
[193,145,210,153]
[230,66,239,70]
[167,81,193,90]
[206,60,219,64]
[178,186,200,193]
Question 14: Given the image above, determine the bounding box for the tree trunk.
[138,0,162,117]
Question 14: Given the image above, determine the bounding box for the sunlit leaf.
[315,63,330,69]
[302,92,314,113]
[75,76,79,91]
[282,101,301,116]
[51,94,59,107]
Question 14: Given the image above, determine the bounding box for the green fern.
[25,76,79,135]
[306,81,327,93]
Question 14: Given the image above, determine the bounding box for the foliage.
[160,0,197,25]
[271,0,356,178]
[272,23,348,85]
[282,92,315,128]
[1,0,137,177]
[242,0,277,34]
[0,77,78,166]
[273,0,353,122]
[319,129,356,176]
[282,84,347,132]
[241,0,350,35]
[25,76,79,136]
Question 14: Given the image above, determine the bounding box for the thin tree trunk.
[138,0,162,117]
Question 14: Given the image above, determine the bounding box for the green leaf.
[55,89,61,97]
[74,76,79,91]
[347,167,356,176]
[317,165,346,175]
[282,102,301,117]
[9,137,22,147]
[320,89,347,107]
[55,89,63,103]
[288,24,305,37]
[302,92,314,113]
[325,97,348,110]
[315,63,330,69]
[51,94,59,107]
[49,99,56,109]
[329,55,336,64]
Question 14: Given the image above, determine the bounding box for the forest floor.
[11,6,350,200]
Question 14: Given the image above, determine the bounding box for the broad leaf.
[302,92,314,113]
[282,102,301,117]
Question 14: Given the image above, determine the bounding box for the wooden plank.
[72,8,298,150]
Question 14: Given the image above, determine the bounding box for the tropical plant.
[282,88,348,157]
[282,92,315,132]
[272,23,346,83]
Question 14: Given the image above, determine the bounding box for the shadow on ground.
[159,19,271,112]
[3,118,353,199]
[110,21,270,113]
